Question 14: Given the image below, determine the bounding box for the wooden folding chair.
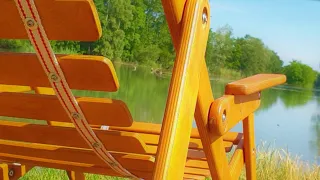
[0,0,286,180]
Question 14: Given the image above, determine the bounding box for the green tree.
[207,25,234,74]
[315,74,320,89]
[283,60,317,88]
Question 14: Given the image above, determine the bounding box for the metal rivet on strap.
[48,72,60,83]
[109,162,118,167]
[71,112,82,120]
[92,142,101,148]
[25,17,38,30]
[8,169,14,177]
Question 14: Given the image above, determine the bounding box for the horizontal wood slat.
[0,53,119,92]
[0,92,132,127]
[0,122,208,161]
[138,132,234,152]
[0,85,32,93]
[0,140,210,176]
[0,121,146,154]
[0,155,206,180]
[0,0,101,41]
[110,122,242,143]
[0,153,154,180]
[0,140,154,172]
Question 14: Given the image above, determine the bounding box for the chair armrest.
[225,74,286,95]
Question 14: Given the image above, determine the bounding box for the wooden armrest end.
[225,74,286,95]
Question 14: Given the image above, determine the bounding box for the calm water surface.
[75,64,320,164]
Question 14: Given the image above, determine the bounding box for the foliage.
[0,0,318,88]
[315,74,320,89]
[283,60,318,88]
[206,25,284,78]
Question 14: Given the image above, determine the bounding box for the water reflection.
[279,89,313,108]
[73,64,319,163]
[259,89,280,111]
[309,105,320,162]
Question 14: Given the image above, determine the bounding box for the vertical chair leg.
[0,164,9,180]
[243,113,257,180]
[67,171,85,180]
[6,164,31,180]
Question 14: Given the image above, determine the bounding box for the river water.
[77,63,320,164]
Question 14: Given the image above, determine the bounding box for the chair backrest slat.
[0,121,147,154]
[0,92,133,127]
[0,53,119,92]
[0,0,101,41]
[0,140,155,172]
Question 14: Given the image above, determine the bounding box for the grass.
[240,142,320,180]
[18,142,320,180]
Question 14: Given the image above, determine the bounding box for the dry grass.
[240,142,320,180]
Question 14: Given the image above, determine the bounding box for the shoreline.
[113,61,320,91]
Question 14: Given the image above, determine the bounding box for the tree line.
[0,0,319,89]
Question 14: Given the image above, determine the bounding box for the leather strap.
[13,0,140,179]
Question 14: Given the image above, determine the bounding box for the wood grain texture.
[153,0,210,179]
[0,85,32,93]
[0,121,146,154]
[0,53,119,91]
[0,0,101,41]
[229,139,244,180]
[3,164,31,180]
[209,93,260,135]
[0,92,133,127]
[0,164,9,180]
[243,114,257,180]
[225,74,286,95]
[109,122,242,144]
[0,157,207,180]
[0,121,211,161]
[66,171,85,180]
[0,141,211,177]
[162,0,187,25]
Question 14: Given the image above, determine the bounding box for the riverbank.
[113,60,243,82]
[20,144,320,179]
[114,61,320,92]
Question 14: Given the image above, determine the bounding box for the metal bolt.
[71,112,81,120]
[202,11,208,24]
[8,169,14,177]
[49,72,60,83]
[109,162,118,167]
[25,18,37,30]
[92,142,101,148]
[27,20,34,27]
[222,112,226,122]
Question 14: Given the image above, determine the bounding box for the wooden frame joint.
[208,93,261,136]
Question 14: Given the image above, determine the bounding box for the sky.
[209,0,320,71]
